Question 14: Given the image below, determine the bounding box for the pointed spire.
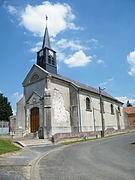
[42,15,50,49]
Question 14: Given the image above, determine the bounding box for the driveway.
[39,133,135,180]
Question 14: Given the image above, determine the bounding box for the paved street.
[39,133,135,180]
[0,144,60,180]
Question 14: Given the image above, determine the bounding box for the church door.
[30,107,39,133]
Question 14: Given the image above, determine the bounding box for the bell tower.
[37,16,57,74]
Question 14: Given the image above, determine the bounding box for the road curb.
[30,146,65,180]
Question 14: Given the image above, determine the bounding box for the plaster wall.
[16,96,25,130]
[51,79,71,135]
[79,91,125,132]
[24,79,45,101]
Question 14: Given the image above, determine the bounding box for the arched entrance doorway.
[30,107,39,133]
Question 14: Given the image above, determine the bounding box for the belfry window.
[86,97,91,111]
[48,55,51,64]
[52,57,55,65]
[111,104,114,115]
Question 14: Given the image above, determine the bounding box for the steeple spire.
[42,15,50,49]
[37,15,57,74]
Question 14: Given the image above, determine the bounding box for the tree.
[0,93,13,121]
[126,100,133,107]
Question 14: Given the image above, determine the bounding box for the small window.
[118,106,121,116]
[86,97,91,111]
[111,104,114,115]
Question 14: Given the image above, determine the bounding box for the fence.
[0,121,9,134]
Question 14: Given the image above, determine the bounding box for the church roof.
[42,25,50,49]
[34,64,123,104]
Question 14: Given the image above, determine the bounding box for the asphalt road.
[39,133,135,180]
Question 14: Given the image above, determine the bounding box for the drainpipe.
[78,89,82,132]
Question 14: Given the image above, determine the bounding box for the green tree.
[126,100,133,107]
[0,93,13,121]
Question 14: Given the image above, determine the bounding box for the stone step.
[16,139,52,147]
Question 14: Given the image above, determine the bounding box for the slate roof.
[51,72,122,104]
[42,25,50,49]
[26,64,122,104]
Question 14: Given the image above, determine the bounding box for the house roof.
[34,64,122,104]
[124,107,135,114]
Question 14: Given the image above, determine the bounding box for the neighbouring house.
[124,107,135,128]
[15,21,128,140]
[0,121,9,135]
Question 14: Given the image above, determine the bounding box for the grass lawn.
[0,140,20,155]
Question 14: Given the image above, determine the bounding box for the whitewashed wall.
[16,96,25,130]
[51,79,71,135]
[79,91,124,132]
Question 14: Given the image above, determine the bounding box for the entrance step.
[16,139,52,147]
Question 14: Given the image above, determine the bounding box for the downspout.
[78,89,82,132]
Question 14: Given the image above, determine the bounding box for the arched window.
[86,97,91,111]
[110,104,114,114]
[118,106,121,116]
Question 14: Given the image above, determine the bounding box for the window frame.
[110,104,114,115]
[86,97,92,111]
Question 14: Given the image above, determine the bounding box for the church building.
[15,22,128,139]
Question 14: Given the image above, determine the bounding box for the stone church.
[15,23,128,139]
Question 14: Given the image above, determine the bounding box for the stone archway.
[30,107,39,133]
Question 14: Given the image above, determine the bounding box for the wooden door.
[30,107,39,133]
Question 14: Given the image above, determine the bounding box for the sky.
[0,0,135,114]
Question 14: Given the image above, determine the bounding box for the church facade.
[15,24,127,139]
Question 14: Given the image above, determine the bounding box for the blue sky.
[0,0,135,113]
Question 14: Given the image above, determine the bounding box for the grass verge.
[61,137,97,145]
[61,130,135,145]
[0,140,20,155]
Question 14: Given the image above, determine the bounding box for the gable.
[22,64,49,87]
[26,91,41,105]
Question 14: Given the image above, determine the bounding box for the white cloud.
[12,92,23,103]
[7,5,17,14]
[87,38,103,49]
[64,50,92,67]
[97,59,104,64]
[30,41,42,52]
[115,96,135,105]
[100,77,114,87]
[20,1,81,37]
[53,38,89,52]
[57,52,66,61]
[127,50,135,76]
